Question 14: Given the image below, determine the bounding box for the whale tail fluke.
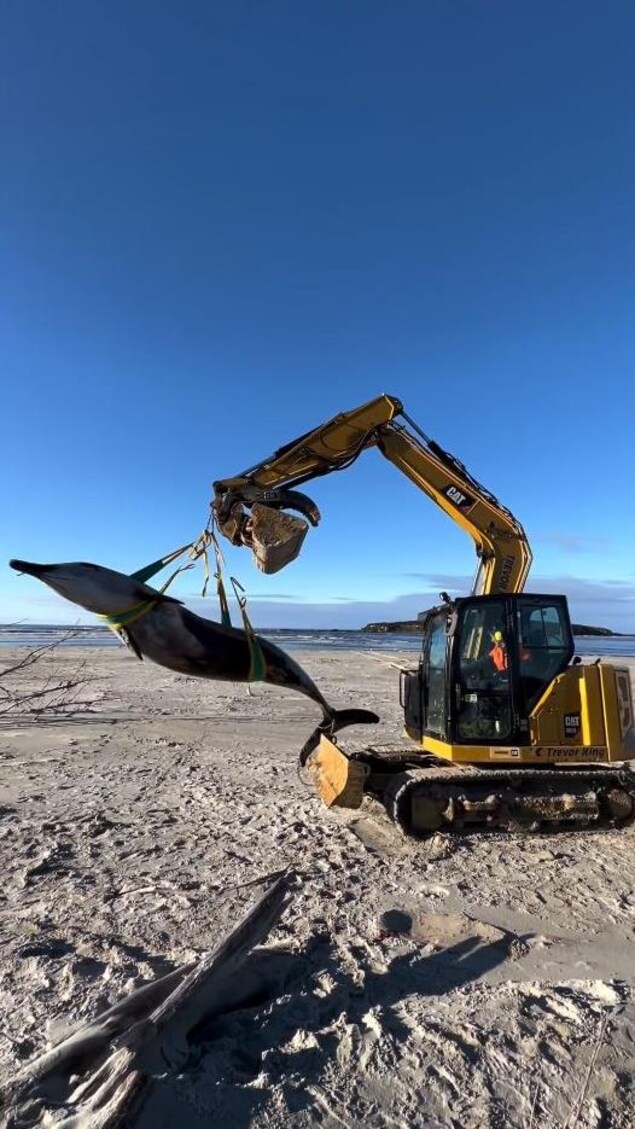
[330,707,380,734]
[299,707,379,767]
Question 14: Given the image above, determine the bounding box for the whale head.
[9,559,180,617]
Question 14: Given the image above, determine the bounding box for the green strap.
[131,531,214,602]
[217,574,232,628]
[131,542,193,584]
[230,576,267,682]
[246,627,267,682]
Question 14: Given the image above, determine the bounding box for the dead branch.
[9,963,197,1090]
[0,630,110,725]
[0,627,84,679]
[3,868,296,1128]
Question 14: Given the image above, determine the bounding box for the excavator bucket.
[246,503,310,574]
[306,734,370,808]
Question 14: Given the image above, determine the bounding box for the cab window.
[517,601,572,708]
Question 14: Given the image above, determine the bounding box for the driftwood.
[3,868,295,1128]
[0,628,109,726]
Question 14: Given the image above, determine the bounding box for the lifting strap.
[98,532,212,636]
[100,521,267,681]
[130,542,195,585]
[229,576,267,682]
[208,525,267,681]
[210,531,232,628]
[98,598,160,632]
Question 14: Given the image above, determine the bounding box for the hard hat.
[492,630,504,643]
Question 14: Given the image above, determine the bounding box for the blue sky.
[2,2,634,630]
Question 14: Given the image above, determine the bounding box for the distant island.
[362,620,622,637]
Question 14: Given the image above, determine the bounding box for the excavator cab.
[402,595,574,754]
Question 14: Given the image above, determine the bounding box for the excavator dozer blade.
[248,503,310,574]
[306,735,370,809]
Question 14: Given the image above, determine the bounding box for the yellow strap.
[97,599,159,634]
[209,529,231,626]
[189,531,212,598]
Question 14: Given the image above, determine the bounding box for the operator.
[489,630,508,672]
[489,629,531,672]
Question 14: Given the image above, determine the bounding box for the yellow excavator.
[213,394,635,835]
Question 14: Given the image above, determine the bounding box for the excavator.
[212,394,635,836]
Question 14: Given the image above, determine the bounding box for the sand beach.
[2,644,635,1126]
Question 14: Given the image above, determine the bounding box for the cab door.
[422,612,449,739]
[452,598,514,744]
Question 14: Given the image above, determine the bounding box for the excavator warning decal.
[442,485,476,513]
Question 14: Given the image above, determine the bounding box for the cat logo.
[564,712,580,739]
[442,485,476,513]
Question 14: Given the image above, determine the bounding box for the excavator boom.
[213,394,532,595]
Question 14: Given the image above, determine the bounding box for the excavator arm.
[213,394,532,596]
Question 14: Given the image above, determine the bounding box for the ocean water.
[1,624,635,658]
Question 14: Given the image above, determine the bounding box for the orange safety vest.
[490,643,508,672]
[490,643,531,670]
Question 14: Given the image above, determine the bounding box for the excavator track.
[378,763,635,836]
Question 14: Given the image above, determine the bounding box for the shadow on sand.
[135,925,516,1127]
